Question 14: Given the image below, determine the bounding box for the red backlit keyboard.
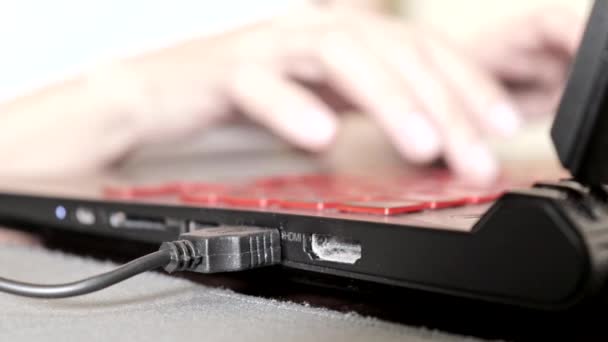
[103,167,567,217]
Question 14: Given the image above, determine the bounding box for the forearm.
[0,37,230,179]
[0,72,139,178]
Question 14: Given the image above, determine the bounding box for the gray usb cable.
[0,226,281,298]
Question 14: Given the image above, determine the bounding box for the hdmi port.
[108,212,183,232]
[306,234,362,265]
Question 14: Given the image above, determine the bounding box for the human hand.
[0,2,560,186]
[465,5,585,118]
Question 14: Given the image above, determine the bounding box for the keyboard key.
[179,190,222,205]
[275,194,363,211]
[336,200,430,216]
[104,169,534,217]
[463,191,504,204]
[218,190,279,208]
[404,194,469,209]
[176,182,227,194]
[181,188,278,208]
[275,197,340,211]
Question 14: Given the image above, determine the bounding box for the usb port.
[306,234,362,265]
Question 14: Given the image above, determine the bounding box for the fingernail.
[490,103,522,136]
[301,111,337,149]
[467,143,499,185]
[401,114,442,162]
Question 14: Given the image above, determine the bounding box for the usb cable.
[0,226,281,298]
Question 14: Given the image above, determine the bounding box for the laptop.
[1,0,607,312]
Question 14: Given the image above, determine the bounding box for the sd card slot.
[108,211,183,232]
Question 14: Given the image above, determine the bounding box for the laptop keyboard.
[103,167,565,217]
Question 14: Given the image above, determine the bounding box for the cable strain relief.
[159,240,202,273]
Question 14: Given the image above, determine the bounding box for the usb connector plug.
[160,226,281,273]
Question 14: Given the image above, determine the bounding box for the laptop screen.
[552,0,608,185]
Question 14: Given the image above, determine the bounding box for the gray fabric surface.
[0,244,489,342]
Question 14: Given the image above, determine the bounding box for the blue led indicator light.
[55,206,67,220]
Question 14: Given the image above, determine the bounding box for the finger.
[341,25,497,183]
[531,6,587,56]
[510,85,565,117]
[392,34,500,185]
[422,36,521,184]
[421,32,522,138]
[496,51,568,90]
[355,18,522,138]
[227,65,338,151]
[486,7,585,57]
[316,31,443,164]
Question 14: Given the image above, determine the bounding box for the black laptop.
[1,0,608,312]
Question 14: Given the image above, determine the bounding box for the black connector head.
[160,226,281,274]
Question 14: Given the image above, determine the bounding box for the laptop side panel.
[0,189,603,311]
